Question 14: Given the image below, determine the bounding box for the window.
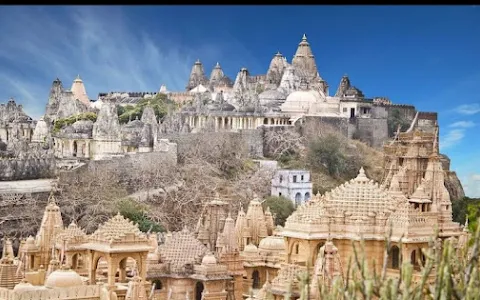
[301,175,304,181]
[343,107,347,113]
[279,175,283,183]
[293,175,297,183]
[279,192,282,196]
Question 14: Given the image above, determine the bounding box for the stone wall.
[383,104,417,120]
[84,146,177,174]
[302,116,350,137]
[354,118,389,148]
[0,156,56,181]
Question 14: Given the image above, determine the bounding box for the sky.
[0,5,479,197]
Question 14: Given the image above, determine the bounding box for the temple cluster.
[0,116,469,300]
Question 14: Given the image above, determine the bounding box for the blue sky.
[0,6,479,196]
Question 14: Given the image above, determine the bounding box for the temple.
[0,120,470,299]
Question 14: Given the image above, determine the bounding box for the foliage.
[387,108,410,137]
[452,197,480,231]
[53,112,97,133]
[276,224,480,300]
[117,93,178,124]
[116,198,164,233]
[263,196,295,226]
[307,133,362,179]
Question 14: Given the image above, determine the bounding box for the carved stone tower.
[186,59,209,91]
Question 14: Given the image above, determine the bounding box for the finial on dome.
[215,62,221,68]
[195,59,201,64]
[302,33,307,41]
[75,74,81,80]
[47,190,57,205]
[354,167,368,181]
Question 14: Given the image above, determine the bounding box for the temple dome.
[324,167,398,218]
[201,252,217,265]
[258,236,286,252]
[259,89,287,107]
[72,120,94,134]
[243,243,258,254]
[44,268,83,289]
[281,89,323,114]
[13,279,36,292]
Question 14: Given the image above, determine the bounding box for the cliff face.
[440,154,465,201]
[445,171,466,201]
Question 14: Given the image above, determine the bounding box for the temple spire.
[186,59,208,91]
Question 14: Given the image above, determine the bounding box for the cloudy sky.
[0,6,479,197]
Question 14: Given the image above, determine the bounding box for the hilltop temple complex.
[0,33,470,300]
[0,113,470,300]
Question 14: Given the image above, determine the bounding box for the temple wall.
[0,156,56,181]
[355,118,389,148]
[0,285,101,300]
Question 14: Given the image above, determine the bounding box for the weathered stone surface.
[186,59,209,91]
[45,78,89,122]
[92,98,121,141]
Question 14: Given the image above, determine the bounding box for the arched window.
[295,193,302,206]
[73,141,78,157]
[252,270,260,289]
[195,282,204,300]
[389,246,400,269]
[304,192,311,201]
[152,279,163,290]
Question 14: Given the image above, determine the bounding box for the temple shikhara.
[0,33,469,300]
[0,116,468,300]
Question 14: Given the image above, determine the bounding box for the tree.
[57,164,128,233]
[262,196,295,226]
[116,198,164,233]
[53,112,97,133]
[117,93,178,124]
[387,108,410,137]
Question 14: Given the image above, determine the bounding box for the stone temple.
[94,34,433,151]
[0,117,469,300]
[0,32,469,300]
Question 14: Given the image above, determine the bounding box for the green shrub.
[117,93,178,124]
[263,196,295,226]
[116,198,164,233]
[53,112,97,133]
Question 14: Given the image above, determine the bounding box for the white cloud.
[440,129,465,150]
[0,6,237,119]
[463,173,480,198]
[455,103,480,115]
[449,121,476,128]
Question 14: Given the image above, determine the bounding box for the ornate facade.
[255,121,468,299]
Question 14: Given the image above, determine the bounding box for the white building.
[271,169,313,206]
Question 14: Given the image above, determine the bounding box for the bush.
[118,93,178,124]
[263,196,295,226]
[387,108,410,137]
[116,198,164,233]
[53,112,97,133]
[307,134,362,179]
[452,197,480,232]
